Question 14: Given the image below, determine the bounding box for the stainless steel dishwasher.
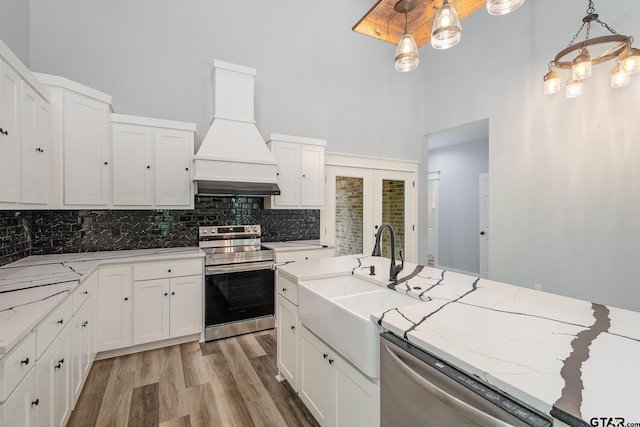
[380,332,552,427]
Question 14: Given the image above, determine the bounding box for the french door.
[322,164,418,263]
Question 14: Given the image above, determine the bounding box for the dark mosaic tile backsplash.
[0,196,319,266]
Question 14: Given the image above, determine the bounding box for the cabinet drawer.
[36,297,72,359]
[275,248,335,263]
[0,333,35,402]
[277,274,298,305]
[72,275,97,313]
[134,258,203,281]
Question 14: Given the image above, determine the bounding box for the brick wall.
[335,177,364,256]
[381,180,405,259]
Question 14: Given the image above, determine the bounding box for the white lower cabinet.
[0,368,38,427]
[132,274,203,345]
[276,294,298,390]
[37,324,71,427]
[299,325,379,427]
[70,296,93,405]
[96,266,133,352]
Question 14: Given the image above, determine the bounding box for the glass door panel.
[380,179,406,259]
[335,176,364,256]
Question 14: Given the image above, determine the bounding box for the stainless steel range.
[200,225,276,341]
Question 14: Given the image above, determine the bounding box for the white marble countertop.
[262,240,334,251]
[277,255,640,427]
[0,247,203,357]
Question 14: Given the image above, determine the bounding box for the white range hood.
[193,60,280,196]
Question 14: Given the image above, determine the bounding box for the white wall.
[27,0,425,160]
[428,139,489,275]
[0,0,30,65]
[421,0,640,311]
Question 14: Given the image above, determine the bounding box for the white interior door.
[427,172,440,267]
[373,170,418,264]
[322,166,374,256]
[479,173,490,278]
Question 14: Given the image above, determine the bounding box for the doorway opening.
[424,119,489,277]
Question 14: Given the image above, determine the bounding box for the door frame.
[321,153,419,263]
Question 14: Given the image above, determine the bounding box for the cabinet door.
[97,266,132,352]
[1,367,37,427]
[154,128,193,207]
[299,326,334,426]
[0,59,21,202]
[300,145,325,207]
[272,142,300,207]
[169,275,202,338]
[335,358,379,427]
[276,294,298,391]
[37,325,71,427]
[70,298,92,405]
[112,123,153,205]
[133,279,170,345]
[21,84,50,204]
[63,91,109,205]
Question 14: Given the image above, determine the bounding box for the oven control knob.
[201,229,208,234]
[252,226,258,233]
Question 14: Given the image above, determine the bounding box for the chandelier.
[543,0,639,98]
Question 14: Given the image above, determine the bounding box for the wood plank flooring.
[68,329,319,427]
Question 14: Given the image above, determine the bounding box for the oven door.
[204,261,275,337]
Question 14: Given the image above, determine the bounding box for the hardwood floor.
[68,329,319,427]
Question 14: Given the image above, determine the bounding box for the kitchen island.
[278,255,640,427]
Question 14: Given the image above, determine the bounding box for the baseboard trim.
[95,333,201,360]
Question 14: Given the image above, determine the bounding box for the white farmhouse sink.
[298,275,416,378]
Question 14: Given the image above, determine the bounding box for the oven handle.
[206,261,275,275]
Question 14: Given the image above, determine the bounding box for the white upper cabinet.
[111,114,195,208]
[62,90,110,206]
[265,133,326,209]
[0,59,22,203]
[21,83,50,204]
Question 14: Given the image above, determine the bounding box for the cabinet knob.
[59,358,65,364]
[0,128,8,136]
[168,269,172,273]
[282,287,287,292]
[302,174,306,178]
[276,172,280,176]
[21,357,29,365]
[124,297,129,301]
[82,291,88,295]
[323,353,328,359]
[328,359,334,365]
[104,161,108,165]
[36,147,44,153]
[57,319,64,325]
[55,363,62,369]
[171,291,175,295]
[305,257,309,260]
[146,165,151,169]
[164,292,168,296]
[31,398,39,406]
[290,325,295,330]
[82,321,89,327]
[185,167,189,171]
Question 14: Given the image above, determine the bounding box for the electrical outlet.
[534,283,543,291]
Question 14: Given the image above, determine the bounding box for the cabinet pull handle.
[57,319,64,325]
[32,398,39,406]
[21,357,30,365]
[323,353,328,359]
[0,128,8,135]
[290,325,295,330]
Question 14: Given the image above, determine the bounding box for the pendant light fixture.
[544,0,638,97]
[431,0,462,50]
[486,0,525,16]
[394,0,420,72]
